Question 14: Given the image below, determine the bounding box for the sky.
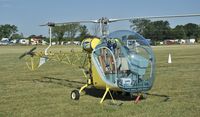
[0,0,200,37]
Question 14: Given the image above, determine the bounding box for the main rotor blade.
[55,20,99,25]
[109,13,200,22]
[40,13,200,26]
[40,20,99,26]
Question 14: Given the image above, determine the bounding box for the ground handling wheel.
[71,90,80,100]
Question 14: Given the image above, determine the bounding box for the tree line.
[1,20,200,44]
[130,19,200,43]
[0,24,91,44]
[51,24,91,44]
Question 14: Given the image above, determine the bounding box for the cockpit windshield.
[107,30,153,60]
[108,30,150,46]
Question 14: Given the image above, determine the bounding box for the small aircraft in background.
[19,14,200,104]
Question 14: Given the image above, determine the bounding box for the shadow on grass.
[33,76,85,88]
[34,77,170,102]
[84,88,136,101]
[145,93,170,102]
[85,88,170,102]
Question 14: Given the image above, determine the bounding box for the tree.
[65,23,80,40]
[78,25,90,41]
[172,25,186,39]
[11,33,24,39]
[91,24,100,36]
[52,23,80,44]
[0,24,18,40]
[184,23,199,39]
[147,21,171,41]
[52,25,67,44]
[130,19,151,35]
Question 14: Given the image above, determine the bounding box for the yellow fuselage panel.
[92,63,107,89]
[91,63,121,91]
[81,38,101,53]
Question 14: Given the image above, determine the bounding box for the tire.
[71,90,80,100]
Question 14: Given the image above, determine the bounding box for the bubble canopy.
[109,30,156,90]
[92,30,156,92]
[107,30,156,92]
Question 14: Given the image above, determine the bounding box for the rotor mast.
[98,17,110,37]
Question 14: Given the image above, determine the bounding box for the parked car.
[0,40,12,45]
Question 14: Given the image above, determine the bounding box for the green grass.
[0,45,200,117]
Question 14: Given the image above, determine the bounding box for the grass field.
[0,45,200,117]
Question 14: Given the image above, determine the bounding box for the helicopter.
[19,14,200,104]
